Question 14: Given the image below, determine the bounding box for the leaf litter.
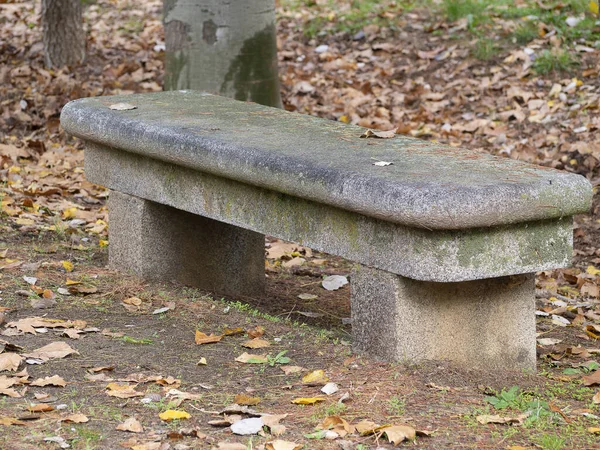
[1,0,600,448]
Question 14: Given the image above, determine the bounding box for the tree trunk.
[164,0,282,108]
[41,0,86,68]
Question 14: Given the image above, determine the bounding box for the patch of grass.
[471,37,498,60]
[443,0,489,22]
[280,0,414,38]
[533,49,579,74]
[535,433,566,450]
[388,395,406,416]
[120,335,153,345]
[514,20,539,44]
[309,402,347,422]
[73,426,102,450]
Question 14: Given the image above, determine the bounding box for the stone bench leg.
[108,190,265,297]
[351,265,536,371]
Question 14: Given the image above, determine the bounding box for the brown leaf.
[234,394,261,406]
[265,440,302,450]
[242,338,270,349]
[195,330,223,345]
[476,413,529,425]
[0,415,27,426]
[106,383,144,399]
[62,413,89,423]
[23,341,79,361]
[28,403,54,412]
[583,370,600,386]
[31,375,67,387]
[360,129,396,139]
[246,326,265,339]
[382,424,416,444]
[0,353,22,371]
[116,417,144,433]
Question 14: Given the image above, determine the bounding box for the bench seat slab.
[109,191,266,297]
[351,265,536,371]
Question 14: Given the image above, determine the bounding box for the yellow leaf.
[588,427,600,434]
[197,357,207,365]
[302,370,328,385]
[234,393,261,405]
[65,279,81,286]
[591,0,599,16]
[339,115,350,124]
[587,265,600,276]
[159,410,190,421]
[291,397,324,405]
[99,240,108,247]
[15,218,35,226]
[123,297,143,306]
[62,261,74,272]
[195,330,223,345]
[62,207,78,219]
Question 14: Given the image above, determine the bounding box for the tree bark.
[164,0,282,108]
[41,0,85,68]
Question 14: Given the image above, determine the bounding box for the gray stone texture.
[351,265,536,370]
[60,91,592,230]
[87,143,572,282]
[108,190,265,296]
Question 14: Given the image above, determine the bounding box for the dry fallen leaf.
[28,403,54,412]
[195,330,223,345]
[302,369,328,385]
[159,410,190,421]
[0,353,22,371]
[355,420,380,435]
[116,417,144,433]
[23,341,79,361]
[62,413,89,423]
[583,370,600,386]
[265,440,303,450]
[291,397,325,405]
[234,393,261,406]
[360,128,396,138]
[235,353,268,364]
[31,375,67,387]
[109,102,137,110]
[382,424,417,444]
[280,365,304,375]
[247,325,265,339]
[242,338,270,349]
[476,413,529,425]
[0,415,27,426]
[6,317,73,334]
[106,383,143,398]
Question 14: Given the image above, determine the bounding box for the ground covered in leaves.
[3,0,600,448]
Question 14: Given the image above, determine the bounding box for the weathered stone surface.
[60,91,592,231]
[108,190,265,296]
[88,143,572,282]
[351,265,536,371]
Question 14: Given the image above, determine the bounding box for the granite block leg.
[351,265,536,371]
[108,190,265,296]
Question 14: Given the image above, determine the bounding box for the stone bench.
[61,91,592,371]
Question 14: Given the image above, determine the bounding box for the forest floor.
[2,0,600,448]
